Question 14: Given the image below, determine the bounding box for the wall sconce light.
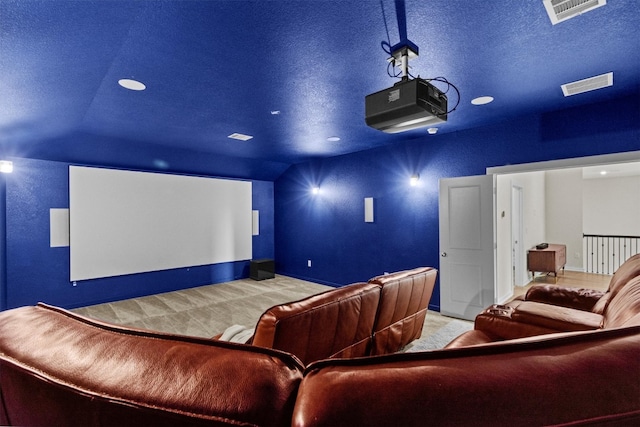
[0,160,13,174]
[311,186,320,195]
[409,174,420,186]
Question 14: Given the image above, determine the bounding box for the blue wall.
[274,93,640,311]
[2,158,275,310]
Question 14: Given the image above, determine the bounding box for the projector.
[365,78,447,133]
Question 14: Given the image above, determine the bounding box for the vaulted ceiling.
[1,1,639,180]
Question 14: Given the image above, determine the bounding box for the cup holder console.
[486,304,513,316]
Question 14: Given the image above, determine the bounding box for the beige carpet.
[73,275,471,351]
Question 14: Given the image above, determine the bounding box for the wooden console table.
[527,244,566,283]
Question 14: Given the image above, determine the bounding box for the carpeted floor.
[73,275,472,351]
[404,319,474,352]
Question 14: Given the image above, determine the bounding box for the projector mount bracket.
[387,41,419,81]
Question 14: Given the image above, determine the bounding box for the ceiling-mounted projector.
[365,77,448,133]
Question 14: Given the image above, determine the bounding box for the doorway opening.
[489,150,640,303]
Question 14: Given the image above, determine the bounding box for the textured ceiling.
[1,0,639,179]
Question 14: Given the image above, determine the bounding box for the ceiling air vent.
[561,72,613,97]
[543,0,606,25]
[227,133,253,141]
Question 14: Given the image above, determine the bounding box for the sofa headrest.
[608,253,640,295]
[367,266,438,355]
[368,266,436,286]
[251,282,381,365]
[604,275,640,328]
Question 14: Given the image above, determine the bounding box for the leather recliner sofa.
[448,253,640,346]
[1,261,639,426]
[1,303,638,426]
[216,267,437,363]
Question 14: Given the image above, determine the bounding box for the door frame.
[487,151,640,176]
[511,184,525,287]
[489,151,640,288]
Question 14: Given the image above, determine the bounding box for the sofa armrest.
[524,284,606,312]
[511,301,603,331]
[475,303,561,340]
[474,300,603,340]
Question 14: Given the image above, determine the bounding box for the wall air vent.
[561,72,613,97]
[543,0,606,25]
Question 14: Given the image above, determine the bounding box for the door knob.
[441,252,447,257]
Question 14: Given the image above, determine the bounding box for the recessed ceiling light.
[327,136,340,142]
[600,170,607,176]
[471,96,494,105]
[427,127,438,134]
[270,110,281,115]
[228,133,253,141]
[118,78,146,91]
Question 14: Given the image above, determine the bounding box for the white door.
[439,175,495,320]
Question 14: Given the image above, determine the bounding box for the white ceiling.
[582,162,640,179]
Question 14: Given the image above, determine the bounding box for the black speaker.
[250,259,275,280]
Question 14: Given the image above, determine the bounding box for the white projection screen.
[69,166,252,281]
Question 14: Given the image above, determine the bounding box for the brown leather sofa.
[367,267,437,355]
[2,261,639,426]
[217,267,437,362]
[1,303,638,426]
[449,254,640,346]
